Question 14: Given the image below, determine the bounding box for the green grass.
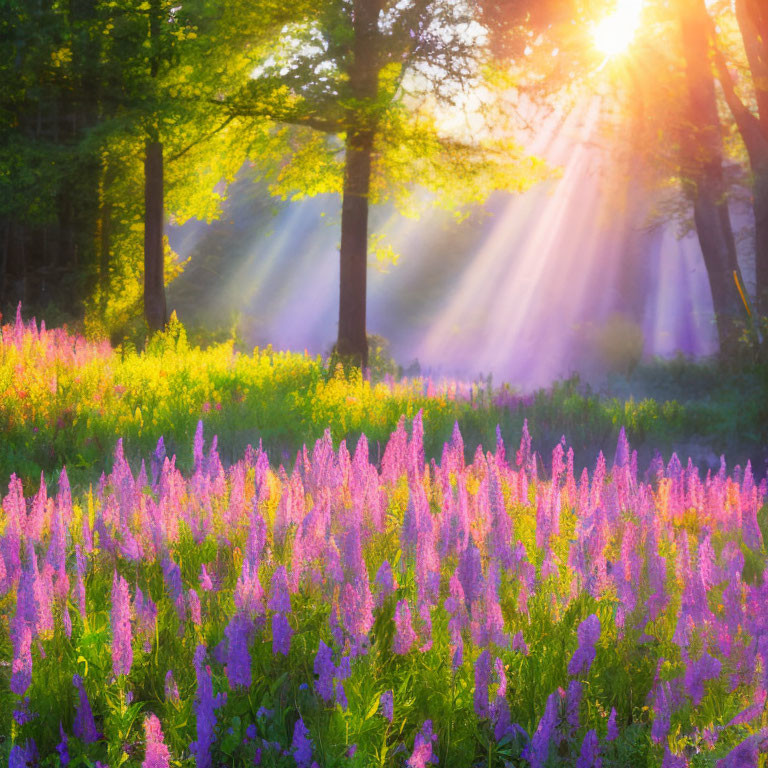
[0,314,765,491]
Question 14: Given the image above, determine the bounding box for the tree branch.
[167,115,236,164]
[705,12,768,163]
[735,0,768,133]
[209,98,342,134]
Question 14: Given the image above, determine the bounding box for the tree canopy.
[2,0,766,359]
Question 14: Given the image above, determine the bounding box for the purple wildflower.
[164,670,179,702]
[662,747,689,768]
[517,418,532,470]
[268,566,292,614]
[606,707,618,741]
[10,614,32,696]
[193,420,205,470]
[134,588,157,653]
[474,650,492,718]
[272,612,293,656]
[199,564,214,592]
[393,599,417,654]
[716,730,768,768]
[565,680,582,738]
[73,674,100,743]
[651,681,672,744]
[381,690,394,722]
[188,589,202,626]
[472,565,507,648]
[13,697,35,726]
[525,691,559,768]
[314,641,335,702]
[191,645,224,768]
[161,557,184,604]
[444,570,467,620]
[143,713,171,768]
[292,717,313,768]
[457,543,484,605]
[340,574,375,647]
[495,656,507,698]
[9,740,38,768]
[512,630,529,655]
[568,614,601,676]
[335,679,348,710]
[111,572,133,677]
[408,720,438,768]
[684,652,721,705]
[234,561,264,618]
[576,730,601,768]
[224,612,253,688]
[56,723,70,766]
[374,560,398,603]
[491,694,514,742]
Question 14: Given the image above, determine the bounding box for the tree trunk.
[67,0,102,311]
[680,0,749,354]
[144,139,166,331]
[691,190,747,351]
[335,0,381,369]
[337,131,373,367]
[1,220,9,308]
[755,161,768,312]
[734,0,768,313]
[711,0,768,316]
[734,0,768,132]
[99,179,112,314]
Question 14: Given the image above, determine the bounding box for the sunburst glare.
[593,0,644,58]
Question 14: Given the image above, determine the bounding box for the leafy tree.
[678,0,749,352]
[89,0,248,333]
[0,0,305,336]
[563,0,753,355]
[707,0,768,316]
[0,0,103,315]
[219,0,548,367]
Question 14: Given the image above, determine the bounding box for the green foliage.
[0,315,765,490]
[365,334,401,382]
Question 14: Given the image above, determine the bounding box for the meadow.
[1,310,768,767]
[0,307,764,490]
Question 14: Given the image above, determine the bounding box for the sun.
[592,0,643,58]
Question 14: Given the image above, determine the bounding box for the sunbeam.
[168,97,745,388]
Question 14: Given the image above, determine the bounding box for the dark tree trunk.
[67,0,101,309]
[335,0,381,369]
[338,131,374,368]
[1,220,9,308]
[680,0,749,354]
[98,160,117,313]
[99,186,112,313]
[755,162,768,312]
[142,0,167,332]
[691,191,747,350]
[735,0,768,133]
[712,0,768,315]
[734,0,768,313]
[144,139,166,331]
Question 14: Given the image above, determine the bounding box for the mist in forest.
[168,102,754,388]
